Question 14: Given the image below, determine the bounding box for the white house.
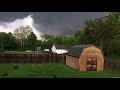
[51,44,68,54]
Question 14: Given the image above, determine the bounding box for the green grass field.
[0,63,120,78]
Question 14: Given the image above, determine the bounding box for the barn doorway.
[86,57,97,71]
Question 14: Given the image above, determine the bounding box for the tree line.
[0,25,79,51]
[0,12,120,58]
[76,12,120,58]
[0,25,37,51]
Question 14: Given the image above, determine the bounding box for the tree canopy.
[27,32,37,50]
[13,25,33,49]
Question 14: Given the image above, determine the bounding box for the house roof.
[54,44,67,49]
[66,45,91,58]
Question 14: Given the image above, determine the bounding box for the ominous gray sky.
[0,12,107,39]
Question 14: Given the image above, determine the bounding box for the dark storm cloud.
[0,12,107,36]
[0,12,32,21]
[32,12,107,36]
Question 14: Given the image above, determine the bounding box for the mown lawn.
[0,63,120,78]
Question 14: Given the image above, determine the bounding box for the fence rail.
[0,53,66,63]
[105,58,120,71]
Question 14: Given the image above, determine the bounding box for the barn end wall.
[79,46,104,71]
[66,55,79,70]
[79,55,104,71]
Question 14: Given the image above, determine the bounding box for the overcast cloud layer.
[0,12,107,39]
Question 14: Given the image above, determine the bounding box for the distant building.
[43,49,49,51]
[51,44,68,54]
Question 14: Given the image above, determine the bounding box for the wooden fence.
[0,53,66,64]
[105,58,120,71]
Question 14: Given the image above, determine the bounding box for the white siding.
[51,44,68,54]
[51,45,56,53]
[56,49,68,54]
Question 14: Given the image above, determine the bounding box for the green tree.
[83,13,120,53]
[36,40,42,50]
[41,34,54,41]
[0,32,16,51]
[41,35,80,49]
[27,32,37,50]
[13,25,33,49]
[41,34,55,50]
[4,32,17,50]
[105,34,120,58]
[0,32,6,50]
[74,28,86,44]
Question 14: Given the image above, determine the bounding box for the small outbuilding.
[66,45,104,71]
